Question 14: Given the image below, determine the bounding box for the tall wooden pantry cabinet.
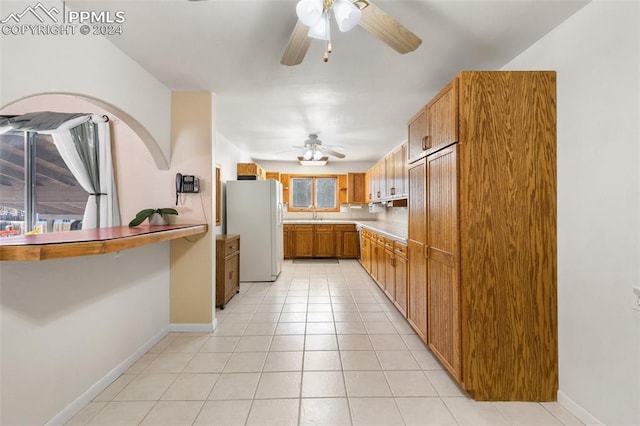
[407,71,557,401]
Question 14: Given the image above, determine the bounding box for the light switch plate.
[633,286,640,311]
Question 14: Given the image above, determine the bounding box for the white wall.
[0,9,178,424]
[215,131,252,234]
[0,7,172,162]
[503,1,640,424]
[0,244,170,425]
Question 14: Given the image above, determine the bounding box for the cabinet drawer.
[294,225,314,231]
[334,224,356,232]
[284,224,294,231]
[384,239,394,251]
[225,238,240,254]
[315,225,334,231]
[394,242,408,258]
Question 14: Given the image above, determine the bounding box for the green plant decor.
[129,208,179,227]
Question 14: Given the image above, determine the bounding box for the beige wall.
[169,92,215,326]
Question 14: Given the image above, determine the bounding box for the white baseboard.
[558,390,604,425]
[168,318,218,333]
[46,326,170,426]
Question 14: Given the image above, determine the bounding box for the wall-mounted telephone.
[176,173,200,205]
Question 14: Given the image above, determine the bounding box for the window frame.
[287,174,340,213]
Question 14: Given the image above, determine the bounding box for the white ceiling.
[70,0,589,163]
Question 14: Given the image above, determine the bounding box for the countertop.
[283,220,407,243]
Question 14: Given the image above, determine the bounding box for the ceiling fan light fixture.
[333,0,361,32]
[307,11,329,40]
[296,0,323,27]
[303,149,314,160]
[313,149,324,161]
[298,156,328,166]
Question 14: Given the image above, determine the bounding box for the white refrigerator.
[226,180,283,282]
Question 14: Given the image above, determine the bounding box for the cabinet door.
[281,174,291,207]
[347,173,366,203]
[427,79,458,153]
[408,106,428,163]
[408,159,427,341]
[338,174,349,204]
[283,225,294,259]
[426,144,461,379]
[385,249,395,300]
[342,230,360,258]
[378,161,386,200]
[394,253,408,317]
[370,237,379,282]
[394,143,408,197]
[376,239,386,290]
[361,232,371,272]
[294,226,314,258]
[314,226,336,257]
[224,253,239,301]
[385,153,395,198]
[408,239,427,342]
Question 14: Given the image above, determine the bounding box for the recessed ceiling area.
[68,0,590,163]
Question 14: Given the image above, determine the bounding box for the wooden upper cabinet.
[393,143,407,198]
[408,106,428,163]
[338,174,349,204]
[385,153,395,198]
[281,174,290,206]
[364,170,372,202]
[427,79,459,153]
[266,171,281,180]
[347,173,367,203]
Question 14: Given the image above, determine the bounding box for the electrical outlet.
[633,286,640,312]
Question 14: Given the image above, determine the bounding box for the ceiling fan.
[281,0,422,65]
[293,133,346,160]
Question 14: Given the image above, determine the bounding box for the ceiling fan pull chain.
[323,11,331,62]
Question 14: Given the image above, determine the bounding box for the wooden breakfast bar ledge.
[0,224,208,261]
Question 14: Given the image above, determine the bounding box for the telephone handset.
[176,173,200,205]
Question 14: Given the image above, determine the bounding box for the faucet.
[308,205,318,220]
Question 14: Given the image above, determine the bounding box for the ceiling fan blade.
[281,20,312,66]
[358,2,422,54]
[322,147,346,159]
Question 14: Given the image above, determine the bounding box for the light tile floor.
[68,260,583,425]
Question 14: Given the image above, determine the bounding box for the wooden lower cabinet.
[314,225,336,257]
[216,234,240,309]
[283,225,294,259]
[294,225,314,258]
[336,224,360,258]
[357,229,409,324]
[394,242,408,317]
[407,239,427,342]
[383,241,395,300]
[360,230,371,273]
[370,238,379,283]
[284,223,359,259]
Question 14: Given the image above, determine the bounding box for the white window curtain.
[46,115,121,228]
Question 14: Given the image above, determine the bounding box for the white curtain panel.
[95,116,121,228]
[49,115,120,229]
